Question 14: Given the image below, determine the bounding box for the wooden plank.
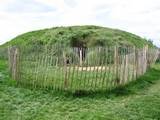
[66,48,72,91]
[133,46,136,81]
[63,51,68,90]
[122,47,126,85]
[79,48,84,90]
[94,47,99,90]
[80,49,83,66]
[87,48,92,91]
[114,46,119,86]
[101,47,107,89]
[70,48,76,91]
[99,47,105,90]
[106,47,112,90]
[83,48,88,90]
[90,47,95,91]
[119,47,123,85]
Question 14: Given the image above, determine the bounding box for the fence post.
[12,47,20,80]
[63,51,68,90]
[8,46,19,80]
[79,48,83,66]
[8,46,12,75]
[136,48,139,78]
[114,46,119,85]
[133,46,136,80]
[144,45,148,72]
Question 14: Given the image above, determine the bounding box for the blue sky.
[0,0,160,47]
[5,0,56,13]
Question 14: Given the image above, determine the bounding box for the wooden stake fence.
[7,45,159,91]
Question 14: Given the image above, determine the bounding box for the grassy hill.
[2,25,154,48]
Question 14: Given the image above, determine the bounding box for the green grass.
[0,59,160,120]
[1,25,154,48]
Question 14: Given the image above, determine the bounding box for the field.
[0,59,160,120]
[0,24,158,120]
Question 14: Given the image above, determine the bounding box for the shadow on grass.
[70,66,160,98]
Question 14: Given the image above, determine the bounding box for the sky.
[0,0,160,47]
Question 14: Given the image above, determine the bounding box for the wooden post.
[63,51,68,90]
[124,53,128,84]
[12,47,20,80]
[8,46,12,74]
[87,48,93,90]
[8,47,15,76]
[70,48,76,90]
[133,46,136,80]
[94,47,100,89]
[114,46,119,85]
[135,49,139,79]
[79,48,83,66]
[144,45,148,73]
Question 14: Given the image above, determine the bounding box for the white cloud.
[0,0,160,47]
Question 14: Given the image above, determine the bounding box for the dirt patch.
[67,66,109,71]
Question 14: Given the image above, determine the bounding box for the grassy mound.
[2,25,154,48]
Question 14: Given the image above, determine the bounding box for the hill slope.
[3,25,154,48]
